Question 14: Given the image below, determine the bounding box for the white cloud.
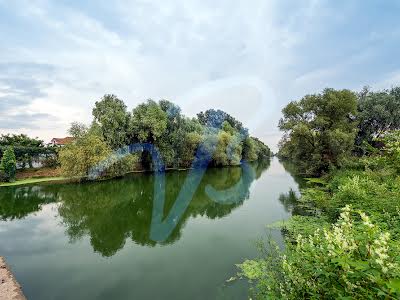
[0,0,399,151]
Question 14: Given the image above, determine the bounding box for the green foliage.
[130,100,168,143]
[0,134,53,169]
[0,134,43,147]
[356,87,400,152]
[59,125,111,178]
[102,153,141,178]
[242,137,257,161]
[295,134,400,237]
[92,94,130,149]
[157,101,204,168]
[0,147,17,182]
[278,88,358,176]
[197,109,247,134]
[382,130,400,171]
[239,206,400,299]
[58,95,271,177]
[68,122,89,139]
[269,215,330,239]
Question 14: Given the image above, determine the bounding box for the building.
[50,137,74,146]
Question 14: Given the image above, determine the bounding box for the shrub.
[238,206,400,299]
[59,133,111,178]
[41,154,59,168]
[103,153,141,177]
[382,131,400,172]
[0,147,17,182]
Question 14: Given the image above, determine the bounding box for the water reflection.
[0,160,270,257]
[0,186,58,220]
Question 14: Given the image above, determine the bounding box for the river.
[0,157,300,300]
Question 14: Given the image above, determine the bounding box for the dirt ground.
[0,257,26,300]
[16,167,61,179]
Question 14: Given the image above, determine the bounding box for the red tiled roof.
[51,137,74,145]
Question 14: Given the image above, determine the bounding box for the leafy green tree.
[242,137,271,162]
[197,109,247,134]
[68,122,89,139]
[59,96,271,176]
[129,100,168,169]
[59,124,111,178]
[278,88,358,175]
[157,100,206,168]
[130,100,167,143]
[356,86,400,152]
[242,137,258,161]
[252,137,271,159]
[0,147,17,182]
[0,134,43,147]
[0,134,49,169]
[92,94,130,149]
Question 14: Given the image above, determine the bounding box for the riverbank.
[0,176,68,187]
[0,257,26,300]
[0,167,66,187]
[0,162,257,188]
[239,150,400,298]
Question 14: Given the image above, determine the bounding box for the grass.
[0,176,67,187]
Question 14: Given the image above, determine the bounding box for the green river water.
[0,158,300,299]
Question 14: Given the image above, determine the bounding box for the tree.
[356,86,400,152]
[242,137,257,161]
[278,88,358,175]
[0,134,49,169]
[0,147,17,182]
[92,94,130,149]
[197,109,248,135]
[68,122,88,139]
[59,96,271,176]
[130,100,167,143]
[59,125,111,178]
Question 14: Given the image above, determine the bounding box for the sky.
[0,0,399,152]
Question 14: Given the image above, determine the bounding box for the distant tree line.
[0,134,57,182]
[59,95,271,179]
[278,86,400,175]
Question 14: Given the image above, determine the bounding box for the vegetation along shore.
[0,95,271,186]
[238,86,400,299]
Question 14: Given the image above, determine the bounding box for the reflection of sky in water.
[0,158,300,300]
[0,203,64,256]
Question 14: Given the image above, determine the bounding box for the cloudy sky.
[0,0,399,151]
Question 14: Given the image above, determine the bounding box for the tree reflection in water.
[0,160,270,257]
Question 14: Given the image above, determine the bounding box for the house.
[50,137,74,146]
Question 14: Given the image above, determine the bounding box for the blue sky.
[0,0,399,151]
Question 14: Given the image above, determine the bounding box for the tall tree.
[278,88,358,175]
[92,94,130,149]
[356,86,400,152]
[0,134,48,169]
[59,123,111,178]
[0,147,16,182]
[130,100,167,143]
[197,109,247,135]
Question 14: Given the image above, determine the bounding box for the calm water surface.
[0,158,300,300]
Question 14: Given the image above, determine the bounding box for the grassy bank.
[238,135,400,299]
[0,176,68,187]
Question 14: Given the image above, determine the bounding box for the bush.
[59,133,111,178]
[238,206,400,299]
[0,147,16,182]
[382,131,400,172]
[41,154,59,168]
[103,153,141,177]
